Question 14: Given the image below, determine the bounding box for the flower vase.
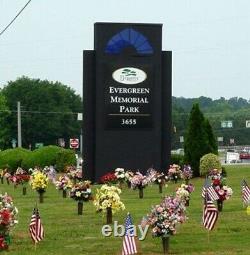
[217,200,223,212]
[22,186,27,195]
[185,199,190,207]
[127,181,131,189]
[185,179,189,185]
[118,181,123,189]
[78,201,83,215]
[106,207,112,224]
[62,190,67,198]
[0,177,3,184]
[0,235,9,250]
[139,187,144,199]
[38,191,44,203]
[159,182,163,193]
[6,179,9,185]
[162,236,170,254]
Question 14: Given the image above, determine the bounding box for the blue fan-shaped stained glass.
[105,28,153,55]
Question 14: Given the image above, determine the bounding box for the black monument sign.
[83,23,172,182]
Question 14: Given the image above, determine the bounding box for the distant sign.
[70,138,79,149]
[217,137,223,142]
[35,143,44,149]
[11,138,17,148]
[246,120,250,128]
[58,138,65,148]
[77,113,83,121]
[229,138,235,144]
[221,121,233,128]
[179,136,184,143]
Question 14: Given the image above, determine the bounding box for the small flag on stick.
[202,177,219,201]
[122,213,137,255]
[202,193,218,231]
[29,207,44,243]
[241,179,250,205]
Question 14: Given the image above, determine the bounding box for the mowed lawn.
[1,165,250,255]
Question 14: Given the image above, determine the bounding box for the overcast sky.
[1,0,250,99]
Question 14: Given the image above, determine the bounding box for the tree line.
[172,96,250,148]
[1,77,250,150]
[0,77,81,149]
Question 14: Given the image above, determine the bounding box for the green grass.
[1,165,250,255]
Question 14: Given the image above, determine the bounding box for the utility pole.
[17,101,22,147]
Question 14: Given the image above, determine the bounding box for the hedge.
[0,146,76,172]
[0,148,31,173]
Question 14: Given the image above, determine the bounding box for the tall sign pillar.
[83,23,172,182]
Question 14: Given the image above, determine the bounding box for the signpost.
[35,143,43,149]
[70,138,79,149]
[83,23,172,182]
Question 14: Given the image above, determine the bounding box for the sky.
[1,0,250,99]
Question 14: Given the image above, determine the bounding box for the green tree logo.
[121,68,136,76]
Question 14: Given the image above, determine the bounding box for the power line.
[0,0,32,37]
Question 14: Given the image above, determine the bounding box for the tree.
[204,119,218,155]
[0,94,11,149]
[184,103,211,177]
[1,76,82,148]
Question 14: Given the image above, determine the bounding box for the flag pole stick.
[207,230,210,245]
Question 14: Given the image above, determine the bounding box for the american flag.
[202,193,218,231]
[201,177,219,201]
[241,179,250,205]
[122,213,137,255]
[29,208,44,243]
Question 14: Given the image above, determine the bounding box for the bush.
[22,146,76,171]
[170,154,184,166]
[199,153,222,176]
[0,148,31,173]
[55,149,76,172]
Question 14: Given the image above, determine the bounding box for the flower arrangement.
[130,171,150,189]
[114,168,125,181]
[30,171,49,203]
[11,168,30,187]
[175,184,194,206]
[209,169,233,211]
[93,184,125,223]
[43,166,56,183]
[142,196,186,237]
[30,171,49,192]
[142,195,186,254]
[130,171,151,198]
[124,170,134,188]
[100,172,117,184]
[70,181,92,201]
[4,172,11,185]
[176,185,190,202]
[167,164,182,183]
[66,166,82,183]
[56,175,73,191]
[0,193,18,250]
[209,169,233,201]
[146,168,168,193]
[181,165,193,183]
[124,170,134,182]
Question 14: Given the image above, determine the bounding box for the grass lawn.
[1,165,250,255]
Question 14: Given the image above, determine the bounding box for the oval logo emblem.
[112,67,147,85]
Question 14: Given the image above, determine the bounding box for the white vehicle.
[226,151,240,163]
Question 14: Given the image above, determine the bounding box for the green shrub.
[221,166,227,177]
[199,153,222,176]
[170,154,184,166]
[22,145,76,171]
[55,149,76,172]
[0,148,31,173]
